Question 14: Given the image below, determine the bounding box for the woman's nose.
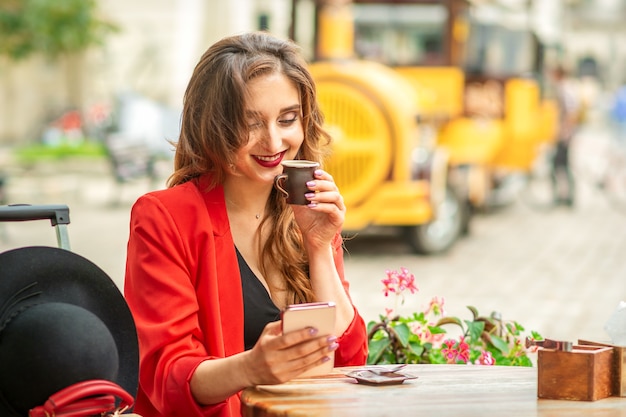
[259,124,282,150]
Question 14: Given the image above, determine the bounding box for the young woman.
[123,32,368,417]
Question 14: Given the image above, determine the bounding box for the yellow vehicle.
[290,0,469,254]
[290,0,559,253]
[348,0,558,210]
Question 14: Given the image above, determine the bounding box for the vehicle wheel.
[403,186,463,255]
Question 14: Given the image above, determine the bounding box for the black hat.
[0,246,139,416]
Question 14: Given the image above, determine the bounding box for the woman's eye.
[279,114,299,126]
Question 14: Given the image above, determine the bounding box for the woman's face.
[231,71,304,185]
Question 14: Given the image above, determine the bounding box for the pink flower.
[371,267,537,367]
[441,337,470,364]
[476,350,495,366]
[381,268,418,297]
[425,296,445,317]
[397,267,418,294]
[382,274,397,297]
[456,337,470,364]
[441,339,458,363]
[410,322,445,344]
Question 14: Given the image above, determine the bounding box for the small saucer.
[344,369,417,386]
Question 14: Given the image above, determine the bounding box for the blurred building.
[0,0,624,145]
[563,0,626,87]
[0,0,293,145]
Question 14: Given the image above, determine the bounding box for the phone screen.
[281,302,336,377]
[281,302,335,332]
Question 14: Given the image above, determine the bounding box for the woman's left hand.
[291,169,345,250]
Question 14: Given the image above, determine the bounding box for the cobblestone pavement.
[1,113,625,348]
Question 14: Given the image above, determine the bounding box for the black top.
[236,248,281,350]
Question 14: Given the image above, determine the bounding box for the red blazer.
[124,175,368,417]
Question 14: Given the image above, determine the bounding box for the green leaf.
[367,338,392,365]
[381,351,396,364]
[412,311,426,322]
[366,320,379,334]
[487,334,510,355]
[467,306,479,320]
[465,320,485,342]
[428,325,447,335]
[407,341,425,357]
[505,321,522,336]
[391,322,412,348]
[435,316,464,328]
[428,350,447,364]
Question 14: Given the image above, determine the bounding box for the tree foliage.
[0,0,118,61]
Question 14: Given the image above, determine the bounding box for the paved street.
[1,112,625,349]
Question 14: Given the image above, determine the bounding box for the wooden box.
[579,339,626,397]
[537,345,614,401]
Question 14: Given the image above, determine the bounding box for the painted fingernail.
[321,356,331,362]
[307,203,317,208]
[306,181,316,187]
[314,169,323,176]
[305,193,315,199]
[308,327,318,336]
[327,336,337,343]
[329,342,339,352]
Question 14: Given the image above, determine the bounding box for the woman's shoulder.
[132,177,228,229]
[139,176,222,207]
[134,181,200,212]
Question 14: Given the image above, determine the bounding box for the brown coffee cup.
[274,160,320,205]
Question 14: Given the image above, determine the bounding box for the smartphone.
[281,301,336,377]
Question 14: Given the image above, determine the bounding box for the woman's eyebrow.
[245,104,301,117]
[281,104,301,113]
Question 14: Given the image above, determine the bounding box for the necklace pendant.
[255,214,260,219]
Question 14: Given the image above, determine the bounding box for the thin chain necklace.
[225,197,263,220]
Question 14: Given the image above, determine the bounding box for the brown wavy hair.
[168,32,331,304]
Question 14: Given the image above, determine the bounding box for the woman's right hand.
[243,321,338,386]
